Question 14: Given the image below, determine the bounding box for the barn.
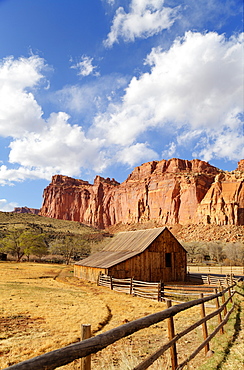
[74,227,187,283]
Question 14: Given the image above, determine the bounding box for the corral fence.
[98,273,239,303]
[4,279,243,370]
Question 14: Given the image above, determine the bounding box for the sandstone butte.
[39,158,244,229]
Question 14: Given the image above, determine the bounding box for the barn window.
[165,253,172,267]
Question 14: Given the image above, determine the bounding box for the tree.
[19,232,48,261]
[224,242,244,265]
[2,229,26,262]
[208,243,225,263]
[2,228,48,262]
[49,234,91,264]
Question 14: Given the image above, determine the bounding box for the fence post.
[199,293,210,355]
[225,275,229,286]
[227,283,233,303]
[158,281,162,302]
[161,282,164,300]
[110,276,113,290]
[81,324,91,370]
[214,288,224,334]
[220,286,227,316]
[166,300,178,370]
[130,277,133,295]
[97,272,101,286]
[207,275,211,285]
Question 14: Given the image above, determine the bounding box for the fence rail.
[188,272,238,286]
[4,280,243,370]
[98,273,239,302]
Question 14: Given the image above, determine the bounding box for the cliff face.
[40,158,244,229]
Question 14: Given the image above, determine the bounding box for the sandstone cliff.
[40,158,244,229]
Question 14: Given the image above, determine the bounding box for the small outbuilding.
[74,227,187,283]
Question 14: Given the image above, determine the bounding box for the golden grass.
[188,265,244,276]
[0,262,243,369]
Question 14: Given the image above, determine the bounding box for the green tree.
[2,229,26,262]
[19,232,48,261]
[2,229,48,262]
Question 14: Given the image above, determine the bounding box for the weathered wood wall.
[108,229,186,282]
[74,265,106,282]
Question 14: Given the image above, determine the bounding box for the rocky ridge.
[12,207,40,215]
[40,158,244,229]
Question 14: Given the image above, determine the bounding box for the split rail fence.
[98,273,239,303]
[4,280,243,370]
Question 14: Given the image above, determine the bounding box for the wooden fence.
[98,273,238,303]
[4,280,243,370]
[188,272,238,286]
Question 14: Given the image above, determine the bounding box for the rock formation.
[40,158,244,229]
[12,206,40,215]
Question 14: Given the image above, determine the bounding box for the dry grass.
[188,265,244,276]
[0,262,243,369]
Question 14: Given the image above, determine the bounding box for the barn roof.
[75,227,174,269]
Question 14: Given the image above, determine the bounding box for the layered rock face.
[40,158,244,229]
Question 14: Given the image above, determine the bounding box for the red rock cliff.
[40,158,244,229]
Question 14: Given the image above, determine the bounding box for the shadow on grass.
[216,304,241,369]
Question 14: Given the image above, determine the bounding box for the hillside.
[105,221,244,244]
[0,211,100,236]
[0,212,109,260]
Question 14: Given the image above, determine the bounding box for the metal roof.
[75,227,167,269]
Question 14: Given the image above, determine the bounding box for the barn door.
[165,252,176,281]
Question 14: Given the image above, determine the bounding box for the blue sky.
[0,0,243,211]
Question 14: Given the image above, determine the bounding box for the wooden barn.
[74,227,187,283]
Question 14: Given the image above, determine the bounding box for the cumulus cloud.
[8,112,106,177]
[0,31,243,187]
[71,55,99,77]
[104,0,179,47]
[0,55,46,138]
[0,198,18,212]
[116,142,158,166]
[95,31,243,162]
[0,55,107,184]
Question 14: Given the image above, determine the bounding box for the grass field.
[0,262,243,369]
[188,265,244,276]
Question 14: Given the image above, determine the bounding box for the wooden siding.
[74,264,106,282]
[108,229,186,282]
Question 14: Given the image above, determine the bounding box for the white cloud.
[104,0,179,47]
[162,142,177,159]
[71,55,99,77]
[95,31,243,162]
[0,198,18,211]
[8,112,107,178]
[194,129,244,162]
[116,142,158,166]
[55,75,128,115]
[0,55,46,138]
[0,55,106,184]
[0,31,243,187]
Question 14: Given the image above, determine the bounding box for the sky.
[0,0,243,211]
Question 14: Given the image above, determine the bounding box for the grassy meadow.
[0,262,243,369]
